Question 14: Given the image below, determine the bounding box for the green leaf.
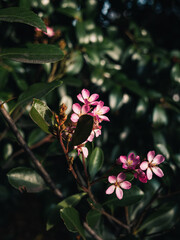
[171,63,180,84]
[152,105,168,127]
[88,147,104,179]
[0,7,46,32]
[86,209,101,228]
[11,79,62,113]
[137,204,178,234]
[69,115,94,152]
[0,44,64,64]
[57,7,82,21]
[7,167,47,193]
[104,186,144,207]
[65,51,83,75]
[60,207,86,240]
[29,99,54,134]
[46,193,86,231]
[28,128,47,147]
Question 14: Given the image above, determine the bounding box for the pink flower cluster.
[106,151,165,200]
[70,89,110,157]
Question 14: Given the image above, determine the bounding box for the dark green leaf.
[152,105,168,127]
[65,51,83,75]
[171,63,180,84]
[57,7,82,21]
[29,99,54,134]
[86,209,101,228]
[0,44,64,64]
[0,7,46,32]
[11,79,62,113]
[46,193,86,231]
[60,207,86,239]
[28,128,47,147]
[69,115,94,151]
[137,204,178,234]
[7,167,47,193]
[88,147,104,179]
[104,186,144,207]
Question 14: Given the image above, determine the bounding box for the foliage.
[0,1,180,240]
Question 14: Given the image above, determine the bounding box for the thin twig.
[83,222,103,240]
[0,102,63,198]
[2,134,54,169]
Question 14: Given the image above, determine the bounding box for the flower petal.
[70,113,79,122]
[82,105,90,114]
[120,181,131,189]
[147,150,155,162]
[152,154,165,165]
[82,89,90,99]
[100,106,110,114]
[147,168,153,180]
[82,147,88,158]
[108,176,116,183]
[117,156,127,164]
[128,152,135,160]
[116,187,123,200]
[72,103,81,114]
[106,185,115,195]
[77,93,84,103]
[140,161,148,170]
[152,166,164,178]
[117,172,126,182]
[99,115,110,121]
[89,94,99,102]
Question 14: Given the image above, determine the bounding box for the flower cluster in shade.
[70,89,110,157]
[106,151,165,200]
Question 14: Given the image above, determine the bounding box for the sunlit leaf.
[7,167,47,193]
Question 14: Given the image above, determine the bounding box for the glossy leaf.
[152,105,168,127]
[69,115,94,151]
[0,44,64,64]
[11,79,62,113]
[137,204,178,234]
[29,99,54,134]
[104,185,144,207]
[46,193,86,231]
[171,63,180,84]
[88,147,104,179]
[86,209,101,228]
[60,207,86,240]
[7,167,46,193]
[57,7,82,21]
[0,7,46,32]
[65,51,83,75]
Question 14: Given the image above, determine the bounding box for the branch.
[83,222,103,240]
[0,102,63,198]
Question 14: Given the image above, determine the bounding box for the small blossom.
[134,168,147,183]
[35,26,55,37]
[90,101,110,122]
[106,172,131,200]
[77,89,99,106]
[74,143,88,158]
[116,153,140,170]
[70,103,90,123]
[140,150,165,180]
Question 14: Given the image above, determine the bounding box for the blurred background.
[0,0,180,239]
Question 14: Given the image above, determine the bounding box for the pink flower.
[106,172,131,200]
[140,151,165,180]
[134,169,147,183]
[90,101,110,122]
[74,143,88,158]
[35,26,55,37]
[70,103,90,123]
[77,89,99,106]
[116,153,140,170]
